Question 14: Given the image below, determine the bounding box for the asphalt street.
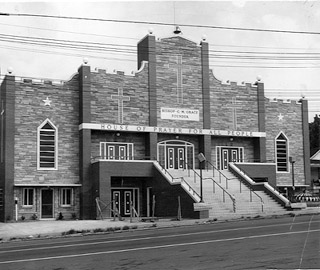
[0,215,319,270]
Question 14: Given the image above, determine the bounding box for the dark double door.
[112,189,138,217]
[166,146,185,170]
[219,147,243,170]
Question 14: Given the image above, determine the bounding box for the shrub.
[57,212,64,220]
[93,228,104,233]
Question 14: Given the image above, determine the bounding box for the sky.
[0,0,320,121]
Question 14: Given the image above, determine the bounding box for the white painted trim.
[79,123,266,138]
[236,162,277,166]
[99,142,134,160]
[15,184,81,187]
[274,131,289,173]
[37,119,58,171]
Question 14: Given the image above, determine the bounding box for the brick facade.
[0,33,310,221]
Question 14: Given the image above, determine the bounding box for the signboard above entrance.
[160,108,199,121]
[80,123,266,138]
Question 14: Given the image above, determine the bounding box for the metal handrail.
[153,160,181,182]
[229,163,265,212]
[181,160,235,211]
[153,160,202,202]
[205,160,230,188]
[206,160,263,212]
[204,177,236,212]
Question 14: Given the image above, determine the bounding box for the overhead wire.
[2,12,320,35]
[1,32,320,69]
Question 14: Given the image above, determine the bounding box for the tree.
[309,115,320,156]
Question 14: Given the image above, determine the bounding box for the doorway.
[217,146,244,170]
[158,140,195,170]
[111,188,139,217]
[41,189,54,219]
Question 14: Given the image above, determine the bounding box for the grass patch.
[93,228,104,233]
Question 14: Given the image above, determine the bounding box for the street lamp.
[198,153,206,202]
[289,156,296,201]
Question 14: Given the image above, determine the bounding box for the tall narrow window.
[23,188,34,206]
[276,132,289,172]
[38,119,57,170]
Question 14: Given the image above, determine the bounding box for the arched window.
[37,119,58,170]
[275,132,288,172]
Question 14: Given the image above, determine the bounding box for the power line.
[0,22,138,40]
[2,22,318,52]
[2,32,320,68]
[2,12,320,35]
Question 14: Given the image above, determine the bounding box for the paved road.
[0,215,319,270]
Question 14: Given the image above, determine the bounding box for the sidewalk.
[0,218,203,242]
[0,208,319,242]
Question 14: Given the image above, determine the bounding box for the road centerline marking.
[0,228,319,265]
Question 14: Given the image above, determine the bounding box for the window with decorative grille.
[276,133,288,172]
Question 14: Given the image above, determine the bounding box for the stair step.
[169,168,287,218]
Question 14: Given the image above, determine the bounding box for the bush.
[57,212,64,220]
[93,228,104,233]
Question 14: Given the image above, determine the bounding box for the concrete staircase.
[168,168,288,219]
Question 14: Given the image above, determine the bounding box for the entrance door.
[41,189,53,218]
[219,147,243,170]
[166,147,185,169]
[111,189,138,217]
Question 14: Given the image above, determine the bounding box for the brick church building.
[0,30,310,221]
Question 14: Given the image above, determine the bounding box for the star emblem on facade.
[278,113,284,121]
[43,97,52,106]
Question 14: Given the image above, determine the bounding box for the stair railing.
[153,160,202,202]
[181,160,236,212]
[153,160,181,183]
[204,177,236,212]
[181,160,198,183]
[228,163,265,212]
[205,160,230,189]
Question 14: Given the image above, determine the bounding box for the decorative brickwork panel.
[14,77,80,185]
[209,77,259,131]
[90,68,149,126]
[265,99,305,186]
[156,37,203,129]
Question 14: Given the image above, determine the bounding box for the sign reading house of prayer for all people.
[160,107,200,121]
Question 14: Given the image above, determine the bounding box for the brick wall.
[265,98,305,186]
[90,68,149,126]
[14,77,80,185]
[209,77,259,131]
[156,37,203,129]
